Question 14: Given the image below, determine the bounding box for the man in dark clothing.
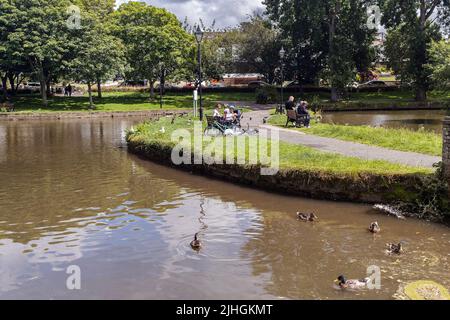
[67,84,73,97]
[285,96,295,110]
[296,101,311,128]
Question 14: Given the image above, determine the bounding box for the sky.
[115,0,265,29]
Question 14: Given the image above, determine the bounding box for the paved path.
[240,110,440,168]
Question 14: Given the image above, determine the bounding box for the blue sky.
[115,0,265,28]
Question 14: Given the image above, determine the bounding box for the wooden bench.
[285,109,309,128]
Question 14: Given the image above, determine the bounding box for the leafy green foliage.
[112,1,192,98]
[428,40,450,90]
[380,0,450,100]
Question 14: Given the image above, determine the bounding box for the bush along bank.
[124,117,449,220]
[387,163,449,223]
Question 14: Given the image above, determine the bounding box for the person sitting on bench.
[285,96,295,111]
[296,101,311,128]
[231,107,242,125]
[213,103,223,119]
[223,108,234,124]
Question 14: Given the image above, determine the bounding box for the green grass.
[5,89,449,113]
[269,114,442,156]
[127,116,432,176]
[5,91,258,113]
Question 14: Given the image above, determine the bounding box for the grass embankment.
[127,116,432,176]
[306,90,450,108]
[3,89,449,113]
[269,114,442,156]
[2,91,256,113]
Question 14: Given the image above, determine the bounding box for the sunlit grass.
[269,114,442,156]
[7,89,449,113]
[127,116,433,176]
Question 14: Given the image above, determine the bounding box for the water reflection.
[323,110,446,133]
[0,118,449,299]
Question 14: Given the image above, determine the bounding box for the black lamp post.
[279,47,286,113]
[194,25,204,120]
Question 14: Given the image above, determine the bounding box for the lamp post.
[194,25,204,121]
[279,47,286,114]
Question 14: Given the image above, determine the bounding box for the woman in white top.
[213,103,222,118]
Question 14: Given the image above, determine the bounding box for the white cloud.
[116,0,265,28]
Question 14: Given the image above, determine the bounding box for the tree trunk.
[331,87,339,103]
[328,2,338,102]
[1,74,8,101]
[415,0,428,102]
[149,81,155,100]
[7,73,16,96]
[415,87,427,102]
[46,78,51,97]
[38,66,48,107]
[88,82,94,109]
[97,78,102,99]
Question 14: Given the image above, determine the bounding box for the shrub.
[255,87,278,104]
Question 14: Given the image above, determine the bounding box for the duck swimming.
[369,221,381,233]
[190,233,202,250]
[386,242,403,255]
[297,212,318,222]
[335,275,370,289]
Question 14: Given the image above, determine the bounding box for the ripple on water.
[175,231,264,263]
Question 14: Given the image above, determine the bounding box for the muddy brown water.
[0,117,449,300]
[323,110,446,133]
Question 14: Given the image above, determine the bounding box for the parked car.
[208,82,225,88]
[355,80,387,89]
[248,81,271,88]
[23,82,41,92]
[119,80,147,87]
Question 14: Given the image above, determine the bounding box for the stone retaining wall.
[127,139,426,204]
[443,117,450,179]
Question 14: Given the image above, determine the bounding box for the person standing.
[67,84,73,97]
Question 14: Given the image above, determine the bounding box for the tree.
[380,0,450,101]
[74,0,118,98]
[235,14,282,84]
[384,27,410,85]
[265,0,376,101]
[428,40,450,90]
[326,0,376,101]
[75,0,115,19]
[265,0,329,87]
[6,0,76,106]
[70,14,125,109]
[0,0,30,100]
[112,1,192,100]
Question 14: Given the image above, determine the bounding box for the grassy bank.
[126,116,436,205]
[3,91,256,113]
[127,116,432,176]
[269,114,442,156]
[3,89,449,113]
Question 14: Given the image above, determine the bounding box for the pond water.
[322,110,446,133]
[0,117,449,299]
